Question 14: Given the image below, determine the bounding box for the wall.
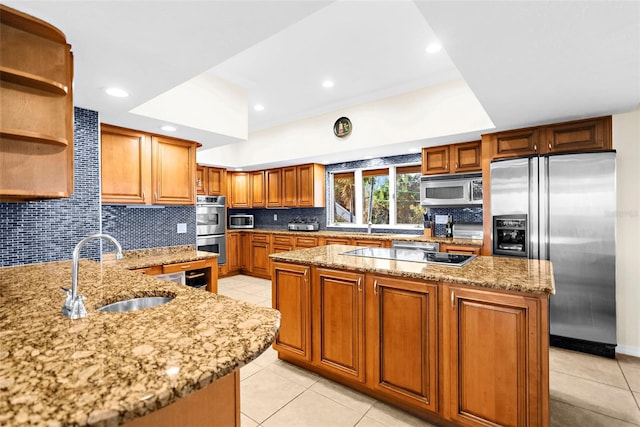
[0,108,102,267]
[198,79,495,168]
[102,205,196,250]
[613,107,640,356]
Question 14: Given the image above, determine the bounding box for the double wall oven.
[196,195,226,265]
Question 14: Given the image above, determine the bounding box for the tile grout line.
[549,366,634,392]
[618,360,640,411]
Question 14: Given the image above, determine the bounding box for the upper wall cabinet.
[196,164,226,196]
[421,141,481,175]
[0,5,74,201]
[228,172,251,208]
[101,124,196,205]
[487,116,612,159]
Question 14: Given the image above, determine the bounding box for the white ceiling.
[4,0,639,168]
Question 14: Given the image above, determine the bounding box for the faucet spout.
[63,233,123,319]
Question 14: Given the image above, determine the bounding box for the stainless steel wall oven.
[196,195,226,265]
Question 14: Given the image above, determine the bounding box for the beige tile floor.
[219,275,640,427]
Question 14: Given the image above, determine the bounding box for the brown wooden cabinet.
[313,268,365,383]
[250,233,271,279]
[444,285,548,426]
[272,234,294,253]
[294,236,319,249]
[440,244,481,255]
[367,275,438,413]
[487,116,612,160]
[240,233,251,272]
[0,5,75,201]
[422,141,481,175]
[196,165,207,195]
[152,135,196,205]
[354,239,389,248]
[251,170,266,208]
[226,232,240,274]
[228,172,251,208]
[272,262,312,361]
[207,167,226,196]
[282,166,298,207]
[101,125,196,205]
[321,237,354,246]
[297,163,326,207]
[266,168,282,208]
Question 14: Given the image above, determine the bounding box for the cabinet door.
[226,232,240,272]
[266,168,282,208]
[282,166,297,207]
[152,136,196,205]
[229,172,251,208]
[322,237,353,246]
[250,234,271,279]
[294,236,319,249]
[101,126,151,204]
[272,262,311,361]
[491,128,540,159]
[544,116,611,154]
[451,141,481,173]
[251,170,266,208]
[240,233,251,271]
[446,286,547,427]
[297,164,325,207]
[207,167,225,196]
[439,244,481,255]
[421,146,449,175]
[272,234,293,253]
[312,268,365,382]
[368,275,438,413]
[196,165,207,195]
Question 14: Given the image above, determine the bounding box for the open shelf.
[0,128,68,146]
[0,66,68,95]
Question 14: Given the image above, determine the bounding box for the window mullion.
[389,167,396,225]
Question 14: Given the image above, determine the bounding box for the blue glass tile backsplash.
[0,108,102,267]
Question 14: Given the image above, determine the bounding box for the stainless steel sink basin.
[98,296,174,313]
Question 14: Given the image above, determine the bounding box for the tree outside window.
[395,165,423,225]
[362,169,389,225]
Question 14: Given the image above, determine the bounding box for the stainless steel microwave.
[420,173,483,207]
[228,214,254,229]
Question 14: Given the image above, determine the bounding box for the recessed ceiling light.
[322,80,334,88]
[105,87,129,97]
[254,104,264,111]
[161,125,177,132]
[425,42,442,54]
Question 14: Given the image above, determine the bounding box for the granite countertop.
[0,258,280,426]
[270,245,555,295]
[229,229,484,247]
[102,245,218,270]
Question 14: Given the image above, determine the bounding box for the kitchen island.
[270,245,554,427]
[0,257,280,426]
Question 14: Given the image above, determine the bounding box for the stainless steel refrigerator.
[490,152,616,358]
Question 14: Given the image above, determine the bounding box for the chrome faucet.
[62,233,123,319]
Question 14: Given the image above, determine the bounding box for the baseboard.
[550,335,616,358]
[615,344,640,357]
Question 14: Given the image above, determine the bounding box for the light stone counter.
[270,244,554,295]
[0,259,280,426]
[229,229,484,247]
[101,245,218,270]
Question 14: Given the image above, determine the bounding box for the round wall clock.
[333,117,352,138]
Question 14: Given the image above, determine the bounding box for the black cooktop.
[342,247,475,267]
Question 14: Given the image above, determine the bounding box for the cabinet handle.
[154,192,158,201]
[357,277,362,292]
[533,144,537,152]
[451,290,455,309]
[142,191,146,201]
[455,162,458,169]
[445,163,448,170]
[548,142,552,150]
[373,279,378,295]
[180,265,192,270]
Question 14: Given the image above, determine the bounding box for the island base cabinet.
[272,262,312,361]
[313,268,365,383]
[367,276,439,414]
[444,285,549,427]
[125,370,240,427]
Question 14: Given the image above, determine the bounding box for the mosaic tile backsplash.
[0,108,102,267]
[102,205,196,250]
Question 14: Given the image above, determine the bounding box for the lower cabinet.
[367,275,438,413]
[272,262,311,361]
[313,268,365,383]
[445,285,548,427]
[250,234,271,279]
[440,244,482,255]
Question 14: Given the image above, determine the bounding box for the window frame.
[328,162,423,230]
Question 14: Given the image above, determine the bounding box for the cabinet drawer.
[133,265,163,275]
[252,233,269,243]
[273,235,294,245]
[163,258,209,274]
[295,236,318,248]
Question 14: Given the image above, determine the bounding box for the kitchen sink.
[98,296,174,313]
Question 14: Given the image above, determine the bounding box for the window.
[329,164,423,229]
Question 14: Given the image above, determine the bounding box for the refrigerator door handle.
[539,157,550,261]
